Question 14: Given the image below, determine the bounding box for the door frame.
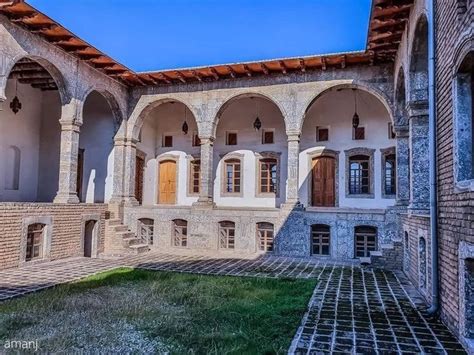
[157,154,180,205]
[307,148,339,207]
[80,214,100,258]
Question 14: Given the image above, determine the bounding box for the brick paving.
[0,252,467,354]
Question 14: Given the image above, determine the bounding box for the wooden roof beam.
[156,73,171,84]
[175,71,186,83]
[226,65,236,78]
[341,55,346,69]
[209,67,220,80]
[321,57,327,70]
[260,63,269,75]
[279,61,287,74]
[299,59,306,72]
[145,74,159,85]
[191,70,202,82]
[243,64,252,77]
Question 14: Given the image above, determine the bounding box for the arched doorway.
[1,58,63,202]
[158,160,177,204]
[83,220,97,258]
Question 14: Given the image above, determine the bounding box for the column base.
[408,204,430,216]
[123,197,140,207]
[53,193,80,204]
[280,201,305,211]
[192,199,216,210]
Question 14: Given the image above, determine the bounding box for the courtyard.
[0,253,467,354]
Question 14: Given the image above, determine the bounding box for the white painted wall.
[0,79,60,202]
[300,89,396,209]
[214,98,287,208]
[138,102,200,206]
[79,91,116,203]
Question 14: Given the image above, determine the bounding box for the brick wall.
[0,203,107,270]
[435,0,474,335]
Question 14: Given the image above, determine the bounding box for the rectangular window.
[353,127,365,140]
[259,158,277,194]
[311,225,330,255]
[262,130,274,144]
[219,222,235,249]
[192,132,201,147]
[257,223,274,252]
[226,132,238,146]
[388,122,396,139]
[384,154,396,195]
[355,226,377,258]
[190,159,201,194]
[163,135,173,147]
[349,155,370,194]
[316,127,329,142]
[26,224,44,262]
[173,220,188,247]
[225,159,241,193]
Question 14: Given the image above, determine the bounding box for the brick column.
[53,120,81,203]
[284,132,303,209]
[408,102,430,214]
[194,137,215,207]
[395,124,410,206]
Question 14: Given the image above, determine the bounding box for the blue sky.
[28,0,372,72]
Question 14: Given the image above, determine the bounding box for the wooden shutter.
[135,156,145,204]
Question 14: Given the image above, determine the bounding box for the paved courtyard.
[0,252,467,354]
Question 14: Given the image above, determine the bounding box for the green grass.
[0,268,316,354]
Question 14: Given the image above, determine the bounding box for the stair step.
[113,225,129,233]
[122,237,142,247]
[106,219,122,226]
[129,244,150,254]
[360,257,372,265]
[381,243,394,250]
[370,251,383,257]
[116,231,135,239]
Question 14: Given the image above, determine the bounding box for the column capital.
[286,131,301,142]
[59,120,81,131]
[114,136,138,147]
[198,136,215,145]
[394,124,409,138]
[407,100,428,118]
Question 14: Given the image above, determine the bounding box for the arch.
[4,54,70,106]
[408,14,429,103]
[302,82,394,128]
[129,97,199,141]
[79,88,124,130]
[213,92,288,137]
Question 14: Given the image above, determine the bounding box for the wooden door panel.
[159,161,177,204]
[312,157,335,207]
[135,156,145,204]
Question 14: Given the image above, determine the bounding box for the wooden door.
[135,156,145,204]
[159,160,177,204]
[84,220,96,258]
[77,149,84,201]
[311,156,335,207]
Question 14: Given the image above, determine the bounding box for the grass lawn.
[0,268,316,354]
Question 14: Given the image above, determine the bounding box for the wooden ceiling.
[0,0,414,88]
[9,58,58,91]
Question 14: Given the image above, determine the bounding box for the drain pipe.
[427,0,439,316]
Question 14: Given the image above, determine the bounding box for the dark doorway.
[84,220,96,257]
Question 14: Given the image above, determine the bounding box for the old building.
[0,0,472,348]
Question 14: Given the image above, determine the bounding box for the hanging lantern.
[352,89,359,129]
[253,117,262,131]
[252,97,262,131]
[182,106,189,135]
[10,80,22,114]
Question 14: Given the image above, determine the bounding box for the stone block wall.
[0,203,107,270]
[435,0,474,340]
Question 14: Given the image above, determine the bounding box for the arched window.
[219,221,235,249]
[349,155,370,195]
[354,226,377,258]
[5,146,20,191]
[257,222,274,252]
[311,224,330,256]
[173,219,188,247]
[419,237,427,289]
[454,51,473,184]
[224,159,241,194]
[138,218,154,245]
[26,223,45,262]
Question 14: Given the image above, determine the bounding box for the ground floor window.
[173,219,188,247]
[311,224,330,256]
[354,226,377,258]
[26,223,45,262]
[257,222,274,252]
[138,218,154,245]
[219,221,235,249]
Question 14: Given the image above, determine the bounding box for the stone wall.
[435,0,474,341]
[0,203,107,270]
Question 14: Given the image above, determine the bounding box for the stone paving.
[0,252,467,354]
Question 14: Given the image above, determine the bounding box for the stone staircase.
[360,240,403,270]
[104,204,149,256]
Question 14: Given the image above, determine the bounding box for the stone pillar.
[284,132,302,209]
[110,136,127,204]
[408,102,430,214]
[53,120,81,203]
[194,137,215,207]
[395,124,410,207]
[121,138,139,206]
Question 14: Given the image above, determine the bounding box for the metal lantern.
[182,106,189,135]
[10,96,22,114]
[352,89,359,129]
[253,117,262,131]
